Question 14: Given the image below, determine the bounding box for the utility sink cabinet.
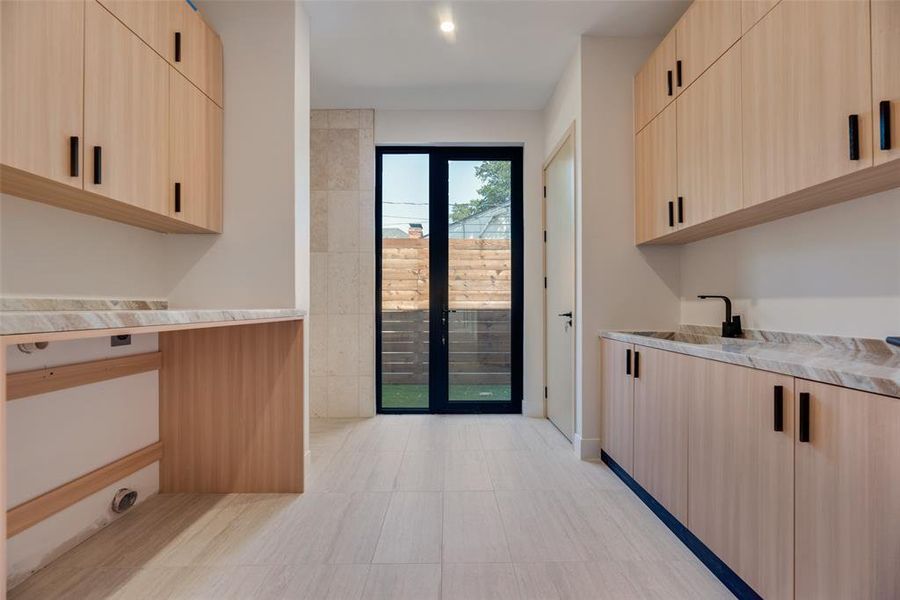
[600,336,900,599]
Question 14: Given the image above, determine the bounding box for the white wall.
[375,110,546,417]
[681,188,900,338]
[543,37,681,458]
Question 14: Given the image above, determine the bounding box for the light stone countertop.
[600,325,900,399]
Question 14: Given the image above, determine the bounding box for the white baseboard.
[573,433,602,461]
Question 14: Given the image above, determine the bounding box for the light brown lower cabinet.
[689,361,794,600]
[632,346,692,523]
[794,380,900,600]
[600,338,634,472]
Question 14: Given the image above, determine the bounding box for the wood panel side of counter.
[159,320,304,493]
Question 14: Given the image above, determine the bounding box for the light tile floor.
[9,415,731,599]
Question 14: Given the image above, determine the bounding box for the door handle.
[773,385,784,432]
[798,392,810,442]
[69,136,79,177]
[880,100,892,151]
[557,312,573,318]
[93,146,102,185]
[848,114,860,160]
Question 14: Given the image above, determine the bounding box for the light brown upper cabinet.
[170,70,223,232]
[634,30,675,133]
[97,0,171,58]
[690,361,794,600]
[600,338,634,472]
[872,0,900,166]
[170,0,224,107]
[634,104,676,244]
[0,0,84,188]
[794,380,900,599]
[632,346,692,524]
[742,0,872,208]
[84,0,169,216]
[741,0,780,34]
[674,0,741,93]
[676,42,743,229]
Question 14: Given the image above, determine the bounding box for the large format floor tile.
[9,415,730,599]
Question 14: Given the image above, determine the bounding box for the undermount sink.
[626,331,745,345]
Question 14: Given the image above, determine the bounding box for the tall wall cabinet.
[634,0,900,245]
[0,0,224,234]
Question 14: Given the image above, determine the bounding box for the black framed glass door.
[376,146,523,414]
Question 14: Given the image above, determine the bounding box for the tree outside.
[450,161,511,222]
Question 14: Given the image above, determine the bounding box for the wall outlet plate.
[111,334,132,347]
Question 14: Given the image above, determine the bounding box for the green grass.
[381,384,512,409]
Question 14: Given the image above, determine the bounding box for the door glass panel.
[446,160,512,403]
[380,154,430,409]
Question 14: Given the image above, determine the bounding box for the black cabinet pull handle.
[668,201,674,227]
[175,31,181,62]
[880,100,892,151]
[676,60,682,87]
[69,136,79,177]
[677,196,683,224]
[174,182,182,213]
[848,114,860,160]
[773,385,784,432]
[633,351,640,379]
[667,70,673,96]
[626,349,632,375]
[93,146,101,185]
[798,392,810,442]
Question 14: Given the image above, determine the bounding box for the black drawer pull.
[175,31,181,62]
[633,351,640,379]
[848,114,860,160]
[677,196,683,224]
[880,100,892,151]
[773,385,784,432]
[69,136,79,177]
[668,201,674,227]
[93,146,101,185]
[667,70,673,96]
[676,60,682,87]
[626,349,632,375]
[798,392,810,442]
[174,182,182,213]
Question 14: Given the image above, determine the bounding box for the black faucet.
[697,295,743,338]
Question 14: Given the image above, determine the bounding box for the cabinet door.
[690,362,794,600]
[97,0,172,58]
[872,0,900,165]
[632,346,692,523]
[741,0,780,34]
[634,30,675,133]
[742,0,872,208]
[84,0,168,215]
[635,104,676,244]
[600,339,634,472]
[170,69,223,232]
[676,42,742,229]
[1,0,84,187]
[169,0,223,107]
[675,0,741,93]
[795,381,900,600]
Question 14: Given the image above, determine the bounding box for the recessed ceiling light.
[440,20,455,33]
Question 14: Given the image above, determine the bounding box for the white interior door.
[544,132,576,440]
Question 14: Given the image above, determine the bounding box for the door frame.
[542,123,577,433]
[375,145,524,414]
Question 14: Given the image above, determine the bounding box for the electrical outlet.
[111,334,132,347]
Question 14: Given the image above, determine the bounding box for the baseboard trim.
[601,450,760,600]
[573,434,601,460]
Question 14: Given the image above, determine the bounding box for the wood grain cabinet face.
[689,361,794,600]
[632,346,692,524]
[169,69,223,232]
[96,0,172,58]
[674,0,741,93]
[634,30,675,134]
[742,0,872,208]
[0,0,84,188]
[741,0,780,34]
[794,381,900,600]
[169,0,224,107]
[84,0,169,215]
[676,42,743,229]
[600,339,634,472]
[872,0,900,166]
[634,104,676,244]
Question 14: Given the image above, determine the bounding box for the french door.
[376,146,523,414]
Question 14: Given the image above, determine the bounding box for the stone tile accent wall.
[309,109,376,417]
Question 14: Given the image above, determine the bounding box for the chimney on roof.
[408,223,423,239]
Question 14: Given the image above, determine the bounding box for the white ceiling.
[304,0,689,110]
